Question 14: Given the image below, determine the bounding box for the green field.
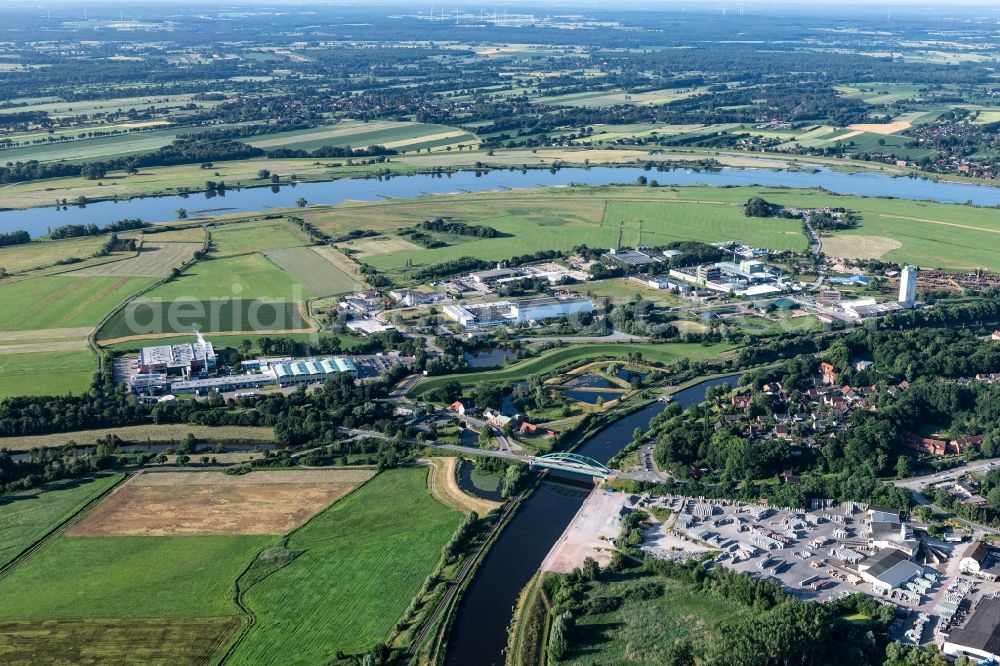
[0,236,107,274]
[559,572,747,665]
[0,475,122,570]
[409,342,733,398]
[263,246,360,296]
[0,617,241,666]
[0,275,153,331]
[246,120,477,154]
[144,253,311,300]
[97,298,309,339]
[315,185,1000,274]
[228,468,461,665]
[0,350,95,398]
[209,219,311,257]
[0,534,270,620]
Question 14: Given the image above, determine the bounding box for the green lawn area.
[559,573,748,665]
[603,200,807,251]
[409,342,732,399]
[0,475,122,570]
[0,534,270,620]
[228,468,461,665]
[0,350,95,398]
[144,253,311,300]
[0,275,153,331]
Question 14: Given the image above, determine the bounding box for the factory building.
[511,296,592,323]
[443,296,593,329]
[138,333,216,376]
[272,357,358,387]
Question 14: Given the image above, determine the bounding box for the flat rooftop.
[947,597,1000,656]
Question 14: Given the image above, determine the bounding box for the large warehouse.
[272,357,358,387]
[943,597,1000,662]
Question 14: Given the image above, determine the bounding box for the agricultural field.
[69,469,375,537]
[0,474,122,570]
[0,534,270,619]
[409,342,733,398]
[0,424,275,451]
[227,468,461,665]
[97,298,310,340]
[0,350,95,398]
[67,242,201,278]
[208,218,311,257]
[246,120,477,154]
[264,246,361,296]
[0,275,154,331]
[0,236,107,274]
[143,253,310,300]
[0,617,240,666]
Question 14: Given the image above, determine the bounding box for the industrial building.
[443,296,593,329]
[272,358,358,387]
[856,547,924,595]
[943,597,1000,662]
[138,334,217,376]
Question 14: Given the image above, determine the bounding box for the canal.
[443,373,741,665]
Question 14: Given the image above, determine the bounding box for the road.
[891,458,1000,491]
[516,330,646,343]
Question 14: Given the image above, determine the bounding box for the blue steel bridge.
[529,452,612,478]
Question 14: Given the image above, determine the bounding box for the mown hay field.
[67,242,201,278]
[264,246,361,296]
[68,469,374,536]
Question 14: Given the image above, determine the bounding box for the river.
[443,373,741,666]
[6,164,1000,237]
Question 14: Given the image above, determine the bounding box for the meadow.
[208,218,311,257]
[0,474,122,570]
[264,246,361,296]
[0,236,107,274]
[317,184,1000,276]
[0,350,95,398]
[560,573,747,665]
[0,533,270,619]
[144,253,310,300]
[409,342,733,398]
[0,275,153,331]
[228,468,461,665]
